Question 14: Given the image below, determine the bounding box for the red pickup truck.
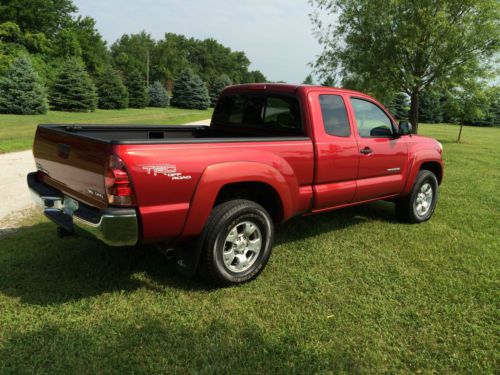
[28,84,443,285]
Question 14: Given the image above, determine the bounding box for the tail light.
[105,154,136,206]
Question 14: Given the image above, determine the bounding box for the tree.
[303,74,314,84]
[0,0,76,36]
[96,66,128,109]
[209,74,232,107]
[310,0,500,132]
[171,69,210,110]
[388,93,410,120]
[147,80,169,107]
[0,56,47,114]
[49,58,96,111]
[442,83,491,142]
[125,69,148,108]
[418,90,443,123]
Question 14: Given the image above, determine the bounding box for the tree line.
[0,0,267,114]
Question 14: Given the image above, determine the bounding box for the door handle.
[360,147,373,155]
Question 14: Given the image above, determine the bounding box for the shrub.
[209,74,232,107]
[147,81,169,107]
[96,66,128,109]
[49,58,97,112]
[0,56,47,114]
[125,69,147,108]
[171,69,210,110]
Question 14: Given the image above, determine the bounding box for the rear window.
[212,93,303,135]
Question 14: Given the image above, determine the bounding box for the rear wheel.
[199,199,274,286]
[396,170,439,223]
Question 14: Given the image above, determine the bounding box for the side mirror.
[398,120,412,135]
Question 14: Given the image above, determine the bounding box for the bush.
[0,56,47,114]
[171,69,210,110]
[49,58,97,112]
[96,66,128,109]
[147,81,169,107]
[209,74,232,107]
[125,69,147,108]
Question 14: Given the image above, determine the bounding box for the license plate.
[63,196,79,215]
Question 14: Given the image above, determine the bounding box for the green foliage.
[111,32,266,85]
[171,69,210,110]
[111,31,154,78]
[52,28,82,59]
[125,69,148,108]
[387,92,409,120]
[0,0,76,36]
[96,66,128,110]
[418,90,443,123]
[242,70,266,84]
[209,74,232,107]
[310,0,500,131]
[0,56,47,114]
[302,74,314,84]
[321,76,336,87]
[70,16,109,76]
[147,81,169,108]
[49,58,97,112]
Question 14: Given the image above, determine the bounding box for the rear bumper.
[27,172,138,247]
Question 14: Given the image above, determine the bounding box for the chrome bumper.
[27,172,138,247]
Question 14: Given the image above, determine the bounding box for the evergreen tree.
[147,80,169,107]
[388,93,409,120]
[49,58,97,111]
[96,66,128,109]
[0,56,47,114]
[302,74,314,84]
[209,74,232,107]
[171,69,210,110]
[125,69,147,108]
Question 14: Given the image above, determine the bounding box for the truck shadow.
[0,201,397,305]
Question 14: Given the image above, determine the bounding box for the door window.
[351,98,394,138]
[319,95,350,137]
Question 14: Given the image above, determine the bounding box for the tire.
[198,199,274,286]
[396,170,439,223]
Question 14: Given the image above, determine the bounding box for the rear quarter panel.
[115,140,314,242]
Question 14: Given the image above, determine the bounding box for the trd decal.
[141,164,192,180]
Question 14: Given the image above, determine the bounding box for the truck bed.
[39,124,308,144]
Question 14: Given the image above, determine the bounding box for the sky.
[73,0,325,83]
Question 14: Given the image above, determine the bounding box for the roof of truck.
[224,83,368,97]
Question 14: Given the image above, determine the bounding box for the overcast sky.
[73,0,325,83]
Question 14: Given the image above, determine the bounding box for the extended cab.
[28,84,444,285]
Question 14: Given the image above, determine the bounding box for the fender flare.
[181,161,299,237]
[402,151,443,195]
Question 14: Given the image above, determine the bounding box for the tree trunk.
[409,91,420,134]
[457,123,464,143]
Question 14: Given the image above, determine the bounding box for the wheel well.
[420,161,442,184]
[214,182,284,222]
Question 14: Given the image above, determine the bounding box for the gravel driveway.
[0,119,210,229]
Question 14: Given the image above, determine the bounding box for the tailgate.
[33,126,111,208]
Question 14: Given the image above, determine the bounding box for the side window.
[319,95,350,137]
[350,98,394,138]
[264,97,300,129]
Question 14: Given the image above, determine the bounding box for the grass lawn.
[0,107,213,153]
[0,124,498,373]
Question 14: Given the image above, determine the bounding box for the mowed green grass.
[0,107,213,153]
[0,124,498,374]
